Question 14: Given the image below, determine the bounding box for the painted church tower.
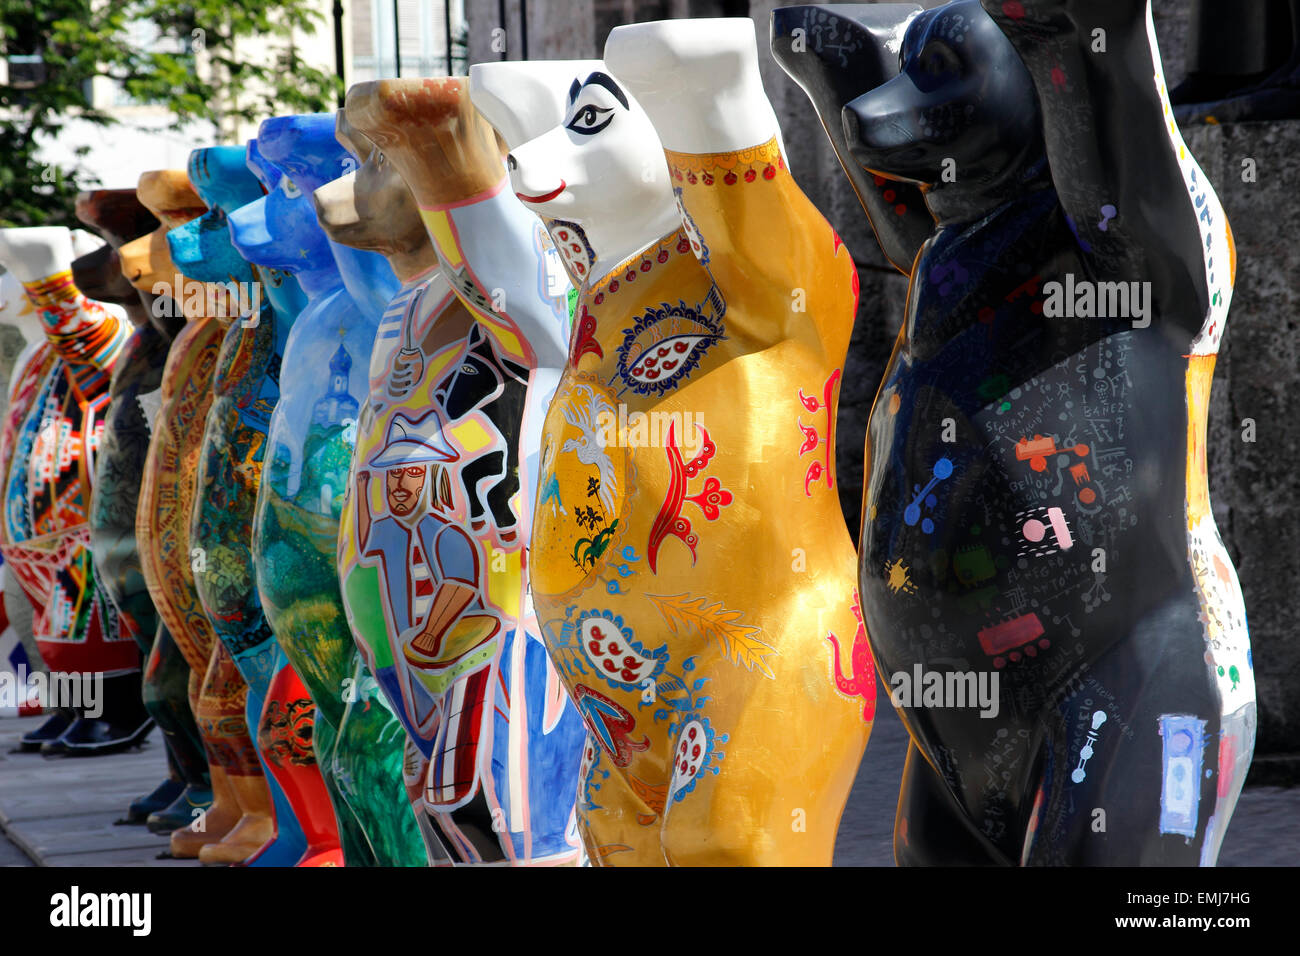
[311,341,358,429]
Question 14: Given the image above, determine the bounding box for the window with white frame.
[351,0,468,82]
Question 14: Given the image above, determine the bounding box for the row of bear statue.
[0,2,1254,866]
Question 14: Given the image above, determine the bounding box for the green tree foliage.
[1,0,341,227]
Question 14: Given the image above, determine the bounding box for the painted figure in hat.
[354,413,497,682]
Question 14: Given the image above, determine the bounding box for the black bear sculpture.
[773,0,1255,866]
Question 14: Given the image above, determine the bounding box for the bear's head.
[312,110,428,267]
[74,189,159,250]
[71,192,163,326]
[344,78,506,211]
[70,192,151,309]
[506,69,669,235]
[71,192,155,312]
[227,133,333,276]
[842,0,1040,191]
[118,172,207,297]
[167,146,262,287]
[251,112,398,309]
[0,226,77,283]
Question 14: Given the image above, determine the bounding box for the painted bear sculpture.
[169,143,351,867]
[473,20,875,865]
[73,188,196,817]
[312,112,466,861]
[0,269,47,719]
[0,226,141,755]
[341,76,586,865]
[773,0,1254,865]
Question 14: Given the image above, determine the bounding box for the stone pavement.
[0,680,1296,866]
[0,717,197,867]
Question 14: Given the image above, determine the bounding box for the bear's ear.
[771,5,921,110]
[771,4,932,274]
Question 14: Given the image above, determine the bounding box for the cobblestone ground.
[3,680,1296,866]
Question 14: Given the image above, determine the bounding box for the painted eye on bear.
[282,178,302,198]
[566,104,615,136]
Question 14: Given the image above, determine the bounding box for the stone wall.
[1185,119,1300,777]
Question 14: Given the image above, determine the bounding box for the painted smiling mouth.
[516,181,566,204]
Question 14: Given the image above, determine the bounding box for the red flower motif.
[641,259,652,272]
[569,304,603,365]
[744,169,756,183]
[724,171,737,185]
[702,172,713,185]
[657,250,669,263]
[762,166,776,180]
[687,172,697,184]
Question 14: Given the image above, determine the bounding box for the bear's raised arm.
[606,18,858,350]
[981,0,1213,330]
[771,4,934,275]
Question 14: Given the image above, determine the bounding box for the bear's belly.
[860,325,1205,717]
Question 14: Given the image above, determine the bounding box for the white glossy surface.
[0,227,73,282]
[504,62,682,286]
[469,60,603,149]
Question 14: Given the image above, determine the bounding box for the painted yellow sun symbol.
[885,559,916,595]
